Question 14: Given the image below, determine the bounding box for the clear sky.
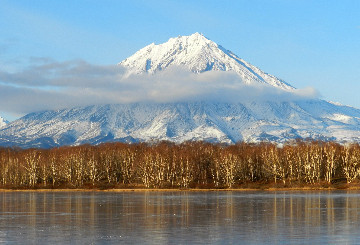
[1,0,359,121]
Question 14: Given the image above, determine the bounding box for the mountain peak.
[179,32,209,41]
[190,32,204,37]
[119,33,294,90]
[176,32,205,38]
[170,32,208,41]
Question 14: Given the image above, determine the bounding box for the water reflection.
[0,191,359,244]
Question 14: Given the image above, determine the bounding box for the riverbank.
[1,185,360,192]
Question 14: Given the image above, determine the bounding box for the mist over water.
[0,191,359,244]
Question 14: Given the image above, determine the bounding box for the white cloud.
[0,59,320,115]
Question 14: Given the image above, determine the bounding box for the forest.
[0,140,359,189]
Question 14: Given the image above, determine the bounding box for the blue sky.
[1,0,359,120]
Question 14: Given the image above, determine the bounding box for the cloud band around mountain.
[0,59,319,114]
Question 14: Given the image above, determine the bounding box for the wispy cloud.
[0,59,319,114]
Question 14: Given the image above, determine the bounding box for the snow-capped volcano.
[119,32,293,90]
[1,33,360,148]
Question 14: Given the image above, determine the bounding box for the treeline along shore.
[0,141,360,189]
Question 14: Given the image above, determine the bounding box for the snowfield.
[0,117,8,129]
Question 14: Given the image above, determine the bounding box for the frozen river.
[0,190,359,244]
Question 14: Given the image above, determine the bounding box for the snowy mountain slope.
[119,33,293,90]
[1,100,360,148]
[0,116,8,129]
[1,33,360,148]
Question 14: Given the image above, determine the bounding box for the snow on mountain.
[119,32,293,90]
[1,100,360,148]
[1,33,360,148]
[0,116,8,129]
